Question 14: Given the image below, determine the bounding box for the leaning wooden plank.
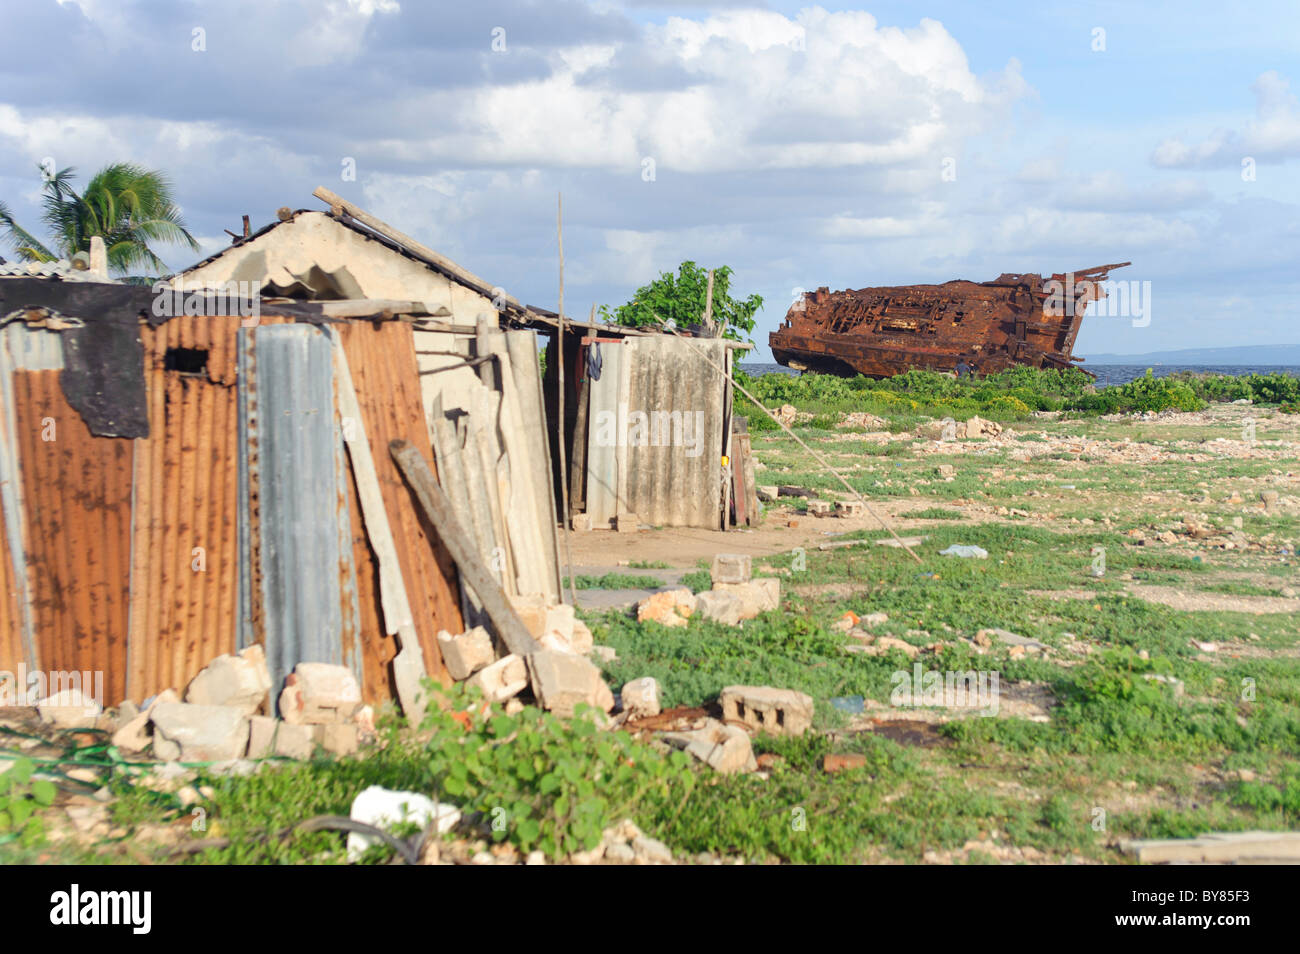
[505,330,563,601]
[428,399,486,628]
[390,440,541,658]
[470,384,514,595]
[334,340,428,723]
[480,322,553,600]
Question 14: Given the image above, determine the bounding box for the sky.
[0,0,1296,359]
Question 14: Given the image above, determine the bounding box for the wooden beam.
[333,342,428,723]
[390,440,541,658]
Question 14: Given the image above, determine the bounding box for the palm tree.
[0,163,198,275]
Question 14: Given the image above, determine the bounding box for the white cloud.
[1152,71,1300,168]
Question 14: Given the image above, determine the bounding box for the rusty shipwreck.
[770,262,1130,377]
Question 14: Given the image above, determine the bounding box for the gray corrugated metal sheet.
[585,336,727,529]
[0,260,117,281]
[241,324,362,700]
[585,341,625,527]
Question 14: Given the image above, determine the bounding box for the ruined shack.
[770,262,1131,378]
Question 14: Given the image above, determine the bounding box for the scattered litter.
[830,696,866,714]
[940,545,989,559]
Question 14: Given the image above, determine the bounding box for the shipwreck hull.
[770,263,1129,378]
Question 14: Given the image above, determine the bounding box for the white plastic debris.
[347,785,460,862]
[939,545,989,559]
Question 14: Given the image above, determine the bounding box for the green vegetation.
[599,261,762,343]
[0,757,57,847]
[1,163,198,275]
[735,365,1300,430]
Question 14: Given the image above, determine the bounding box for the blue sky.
[1,0,1296,358]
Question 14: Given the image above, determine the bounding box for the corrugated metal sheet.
[339,319,461,687]
[586,336,726,529]
[125,315,245,702]
[11,368,133,703]
[240,323,361,700]
[0,323,63,676]
[585,341,626,527]
[0,497,23,678]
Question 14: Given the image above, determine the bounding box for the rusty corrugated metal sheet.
[11,368,133,703]
[0,499,23,678]
[0,322,63,677]
[125,315,244,702]
[586,336,726,529]
[338,319,460,688]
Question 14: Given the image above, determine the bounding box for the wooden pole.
[556,193,578,605]
[390,440,541,657]
[703,268,715,336]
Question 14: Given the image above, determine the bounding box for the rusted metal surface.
[1,299,465,707]
[339,319,460,689]
[770,263,1131,378]
[12,369,133,704]
[0,322,64,676]
[126,315,245,703]
[0,500,24,676]
[586,335,727,529]
[242,323,360,699]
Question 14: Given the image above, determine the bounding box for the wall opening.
[164,347,209,375]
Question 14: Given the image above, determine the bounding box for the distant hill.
[1082,344,1300,366]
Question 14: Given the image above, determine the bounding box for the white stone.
[185,644,272,716]
[347,785,460,862]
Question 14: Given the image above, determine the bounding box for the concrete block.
[710,553,752,584]
[757,485,779,502]
[509,593,550,639]
[466,654,528,703]
[621,677,660,718]
[150,703,250,762]
[526,650,615,717]
[185,644,272,716]
[714,578,780,619]
[615,512,639,533]
[571,513,592,532]
[437,626,495,681]
[273,721,315,760]
[110,688,179,752]
[807,500,832,515]
[37,689,103,729]
[694,589,744,626]
[314,722,359,757]
[659,719,756,774]
[279,663,362,725]
[720,685,813,737]
[247,715,278,758]
[836,500,864,517]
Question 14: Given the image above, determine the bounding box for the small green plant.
[422,686,697,859]
[0,757,57,846]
